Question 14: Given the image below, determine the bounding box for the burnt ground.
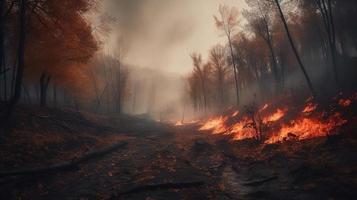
[0,107,356,200]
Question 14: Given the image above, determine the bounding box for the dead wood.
[242,176,278,186]
[117,180,205,196]
[0,141,128,178]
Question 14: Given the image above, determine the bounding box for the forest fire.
[265,112,347,144]
[196,95,354,144]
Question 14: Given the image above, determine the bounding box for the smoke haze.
[94,0,246,74]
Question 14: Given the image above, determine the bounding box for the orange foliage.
[25,0,98,98]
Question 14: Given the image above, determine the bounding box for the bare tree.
[191,53,211,114]
[273,0,315,96]
[209,44,229,109]
[214,5,240,106]
[314,0,340,89]
[244,0,280,93]
[4,0,27,117]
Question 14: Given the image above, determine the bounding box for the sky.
[92,0,247,75]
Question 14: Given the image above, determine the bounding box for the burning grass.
[196,93,356,144]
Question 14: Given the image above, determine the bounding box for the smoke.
[88,0,246,119]
[93,0,246,73]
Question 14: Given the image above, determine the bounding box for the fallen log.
[243,176,278,187]
[117,180,205,196]
[0,141,128,178]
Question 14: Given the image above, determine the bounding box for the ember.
[339,99,352,107]
[302,103,317,113]
[231,110,239,117]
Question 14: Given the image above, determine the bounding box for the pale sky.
[93,0,247,75]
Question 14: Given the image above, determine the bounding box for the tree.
[314,0,340,89]
[3,0,27,118]
[244,0,280,93]
[190,53,211,114]
[209,44,229,109]
[214,5,240,106]
[24,0,98,106]
[273,0,315,96]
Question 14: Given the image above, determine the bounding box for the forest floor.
[0,105,356,200]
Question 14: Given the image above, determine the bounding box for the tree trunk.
[228,36,240,106]
[53,84,57,107]
[3,0,27,117]
[40,72,51,107]
[327,0,340,89]
[0,0,5,101]
[117,64,121,114]
[274,0,315,97]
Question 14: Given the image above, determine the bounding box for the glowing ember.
[339,99,352,107]
[303,103,317,113]
[262,109,285,123]
[232,111,239,117]
[259,103,269,112]
[265,112,347,144]
[175,121,183,126]
[199,116,228,134]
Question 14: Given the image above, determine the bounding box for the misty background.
[88,0,246,120]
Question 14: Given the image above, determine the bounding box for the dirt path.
[1,122,356,200]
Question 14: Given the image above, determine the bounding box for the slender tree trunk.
[40,72,51,107]
[266,38,280,92]
[327,0,340,89]
[0,0,5,101]
[228,37,240,106]
[274,0,315,96]
[22,83,30,103]
[117,64,121,114]
[53,84,57,108]
[3,0,27,117]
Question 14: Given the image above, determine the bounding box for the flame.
[199,116,228,134]
[302,103,317,113]
[175,121,184,126]
[231,110,239,117]
[197,95,351,144]
[174,120,199,126]
[262,109,285,123]
[265,112,347,144]
[338,99,352,107]
[259,103,269,112]
[230,117,256,140]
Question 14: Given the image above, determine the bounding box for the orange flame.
[262,109,285,123]
[199,116,228,134]
[230,117,256,140]
[302,103,317,113]
[265,112,347,144]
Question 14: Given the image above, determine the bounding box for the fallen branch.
[0,141,128,178]
[243,176,278,186]
[118,181,205,196]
